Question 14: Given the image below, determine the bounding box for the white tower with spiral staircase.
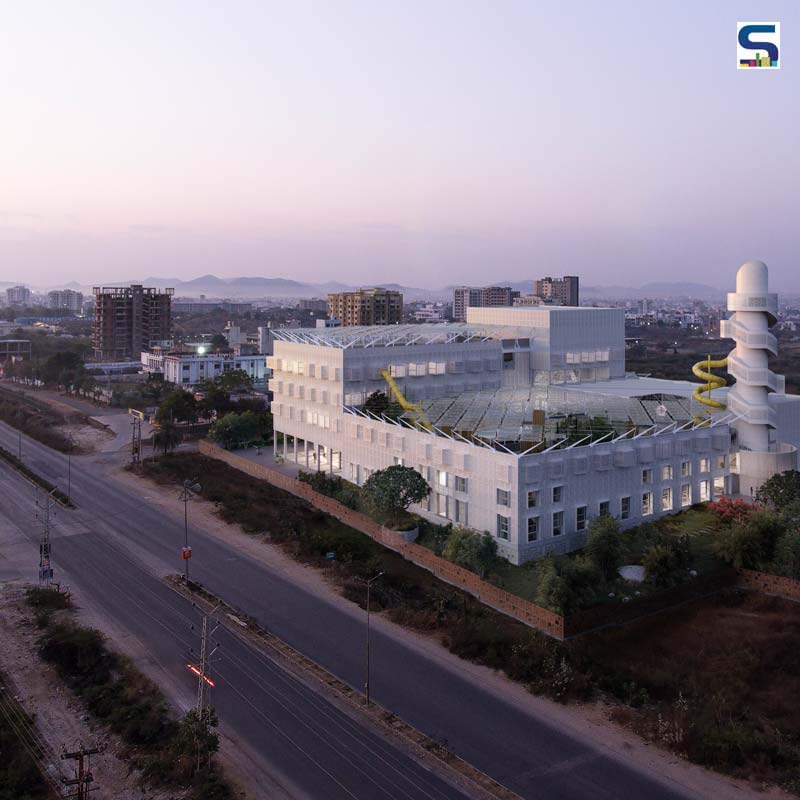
[721,260,797,496]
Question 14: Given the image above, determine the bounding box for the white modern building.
[266,262,800,564]
[142,349,267,388]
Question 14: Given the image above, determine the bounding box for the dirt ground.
[0,585,178,800]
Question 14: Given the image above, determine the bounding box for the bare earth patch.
[0,586,178,800]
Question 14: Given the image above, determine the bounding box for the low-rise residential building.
[141,348,267,388]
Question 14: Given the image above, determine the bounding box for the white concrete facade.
[266,317,736,564]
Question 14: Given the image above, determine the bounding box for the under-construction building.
[92,284,174,360]
[327,288,403,326]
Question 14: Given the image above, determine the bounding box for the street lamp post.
[361,571,384,706]
[179,478,201,583]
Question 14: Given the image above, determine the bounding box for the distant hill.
[24,275,727,302]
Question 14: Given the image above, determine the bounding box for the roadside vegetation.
[26,587,234,800]
[0,445,74,507]
[138,451,800,794]
[0,667,54,800]
[0,386,81,452]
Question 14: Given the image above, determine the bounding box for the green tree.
[364,391,389,416]
[171,708,220,772]
[209,333,230,351]
[363,465,430,527]
[756,470,800,510]
[40,350,85,387]
[196,380,233,418]
[217,368,253,392]
[153,420,182,454]
[585,514,623,579]
[442,528,497,577]
[156,389,198,425]
[208,411,260,448]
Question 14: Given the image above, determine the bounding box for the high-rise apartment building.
[452,286,519,322]
[327,288,403,326]
[92,285,174,360]
[48,289,84,312]
[532,276,579,306]
[6,285,31,306]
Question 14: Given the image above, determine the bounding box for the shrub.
[772,528,800,579]
[643,544,684,587]
[713,510,785,569]
[534,555,600,615]
[708,497,756,525]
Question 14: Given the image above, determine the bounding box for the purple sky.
[1,1,797,290]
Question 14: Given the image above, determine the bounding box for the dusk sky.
[1,1,797,290]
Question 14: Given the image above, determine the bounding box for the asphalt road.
[0,421,708,800]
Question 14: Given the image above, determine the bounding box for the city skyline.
[2,1,798,289]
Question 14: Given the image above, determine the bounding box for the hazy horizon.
[2,2,798,290]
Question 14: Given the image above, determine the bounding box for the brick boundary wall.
[197,442,800,639]
[737,568,800,601]
[199,440,567,639]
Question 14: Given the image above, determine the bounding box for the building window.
[552,511,564,536]
[436,470,448,488]
[642,468,653,484]
[437,494,448,518]
[681,483,691,507]
[699,458,710,473]
[699,480,710,502]
[455,476,468,493]
[599,500,610,516]
[393,457,404,467]
[661,487,673,512]
[620,496,631,520]
[662,465,673,481]
[681,461,691,477]
[717,455,726,470]
[527,490,539,508]
[576,506,587,531]
[455,499,468,525]
[642,492,653,516]
[527,516,539,542]
[497,488,511,507]
[552,486,563,504]
[497,515,510,540]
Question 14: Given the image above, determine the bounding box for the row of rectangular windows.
[499,479,722,543]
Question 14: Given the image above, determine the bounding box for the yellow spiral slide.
[691,355,728,409]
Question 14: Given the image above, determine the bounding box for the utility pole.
[358,571,384,706]
[130,415,141,466]
[179,478,201,582]
[66,431,74,505]
[17,390,24,460]
[36,488,57,587]
[188,604,221,773]
[61,744,101,799]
